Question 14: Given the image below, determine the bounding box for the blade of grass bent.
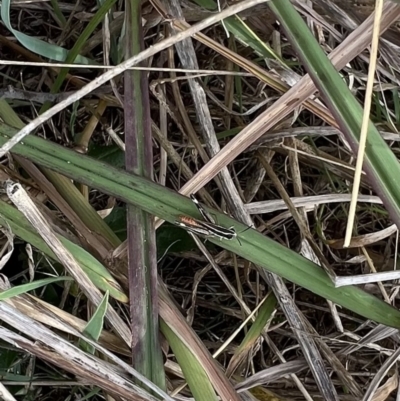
[6,181,130,344]
[1,124,400,328]
[158,284,240,401]
[268,0,400,229]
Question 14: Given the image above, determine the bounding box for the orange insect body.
[176,214,237,241]
[178,215,201,226]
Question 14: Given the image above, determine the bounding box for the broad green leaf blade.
[0,276,73,300]
[1,0,93,64]
[0,123,400,328]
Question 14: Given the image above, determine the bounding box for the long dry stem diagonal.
[0,0,269,157]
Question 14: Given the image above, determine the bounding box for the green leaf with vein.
[0,122,399,328]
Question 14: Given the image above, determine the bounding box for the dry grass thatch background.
[1,0,400,400]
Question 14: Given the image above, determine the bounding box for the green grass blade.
[46,0,116,99]
[226,293,277,376]
[224,16,280,60]
[79,291,109,354]
[160,319,219,401]
[0,123,399,328]
[0,277,73,300]
[49,0,67,27]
